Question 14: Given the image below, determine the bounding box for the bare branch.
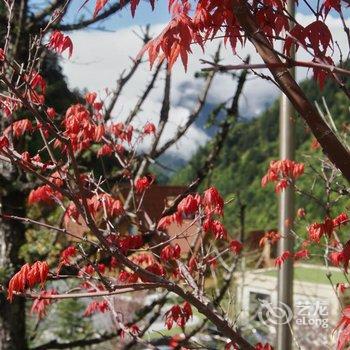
[153,62,216,159]
[125,60,163,124]
[56,0,131,31]
[30,333,116,350]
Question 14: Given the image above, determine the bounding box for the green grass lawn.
[262,266,347,285]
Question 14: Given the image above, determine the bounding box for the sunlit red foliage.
[48,30,73,58]
[259,230,281,247]
[202,186,224,216]
[294,249,309,261]
[164,302,192,330]
[8,261,49,301]
[143,122,156,135]
[229,240,243,254]
[58,245,77,269]
[177,194,200,215]
[261,159,304,193]
[4,119,32,138]
[161,244,181,261]
[83,300,109,316]
[135,175,155,193]
[31,290,57,319]
[275,250,292,267]
[28,185,63,205]
[335,306,350,350]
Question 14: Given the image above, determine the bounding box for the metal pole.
[277,1,295,349]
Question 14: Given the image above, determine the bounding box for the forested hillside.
[171,74,349,239]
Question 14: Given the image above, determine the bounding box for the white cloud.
[62,14,349,159]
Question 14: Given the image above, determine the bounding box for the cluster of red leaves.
[255,343,274,350]
[143,122,156,135]
[48,30,73,58]
[118,270,139,284]
[275,250,293,267]
[259,230,281,247]
[307,212,348,242]
[135,174,155,193]
[83,300,109,316]
[118,261,165,284]
[203,217,227,239]
[321,0,341,17]
[4,119,33,138]
[144,262,166,281]
[158,187,223,231]
[85,91,103,110]
[119,324,141,339]
[57,245,77,273]
[97,143,124,157]
[26,71,47,105]
[49,97,154,155]
[0,97,21,117]
[177,194,201,215]
[140,1,200,71]
[87,193,124,218]
[261,159,304,193]
[78,262,110,276]
[8,261,49,301]
[164,301,192,330]
[335,306,350,350]
[131,0,339,89]
[56,104,104,152]
[229,240,243,254]
[330,239,350,273]
[283,18,335,88]
[160,244,181,261]
[31,289,57,319]
[131,252,154,266]
[0,135,9,150]
[158,187,243,256]
[28,184,63,205]
[275,249,310,267]
[110,122,133,143]
[115,234,144,254]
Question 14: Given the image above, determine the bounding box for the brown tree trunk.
[0,165,27,350]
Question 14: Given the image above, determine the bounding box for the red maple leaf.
[335,306,350,350]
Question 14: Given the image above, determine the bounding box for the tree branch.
[153,65,216,158]
[194,58,249,189]
[232,0,350,183]
[125,60,163,124]
[30,333,116,350]
[56,0,131,31]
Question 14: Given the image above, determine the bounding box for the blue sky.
[64,1,173,30]
[63,0,313,31]
[31,1,340,31]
